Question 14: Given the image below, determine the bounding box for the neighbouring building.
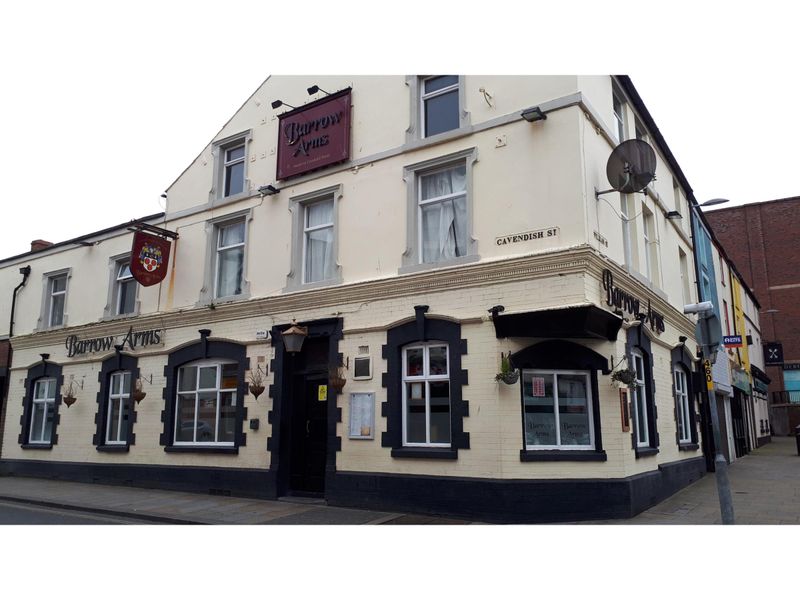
[1,75,715,522]
[705,198,800,435]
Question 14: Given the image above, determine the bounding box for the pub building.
[0,76,710,522]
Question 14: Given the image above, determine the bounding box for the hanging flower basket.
[329,364,346,393]
[611,368,636,387]
[496,371,520,385]
[132,390,147,404]
[249,384,265,399]
[63,395,77,408]
[495,351,519,385]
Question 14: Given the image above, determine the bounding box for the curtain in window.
[217,222,245,297]
[305,200,334,282]
[420,166,467,263]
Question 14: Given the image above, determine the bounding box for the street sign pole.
[702,357,735,524]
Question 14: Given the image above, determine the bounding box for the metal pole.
[703,358,735,524]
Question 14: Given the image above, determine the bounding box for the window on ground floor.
[29,378,56,444]
[106,371,131,445]
[402,342,450,446]
[174,361,238,445]
[522,370,594,450]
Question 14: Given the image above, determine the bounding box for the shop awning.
[492,306,622,341]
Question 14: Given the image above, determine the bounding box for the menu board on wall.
[349,392,375,439]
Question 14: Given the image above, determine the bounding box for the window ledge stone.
[96,444,130,453]
[391,447,457,460]
[21,443,53,450]
[520,449,607,462]
[634,446,659,458]
[164,445,239,454]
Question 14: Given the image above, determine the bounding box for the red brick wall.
[705,197,800,394]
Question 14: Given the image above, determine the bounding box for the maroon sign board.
[276,88,352,180]
[130,231,172,287]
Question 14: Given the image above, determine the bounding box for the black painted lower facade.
[0,455,706,523]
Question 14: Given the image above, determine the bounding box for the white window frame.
[210,130,251,204]
[302,196,335,284]
[523,369,595,451]
[405,76,469,144]
[106,371,130,445]
[401,148,479,273]
[115,261,136,315]
[401,342,451,447]
[613,91,626,142]
[222,142,246,198]
[214,218,246,299]
[174,360,237,446]
[420,76,460,138]
[674,368,691,444]
[631,350,649,447]
[417,163,468,264]
[642,209,652,280]
[48,274,67,327]
[620,194,633,267]
[29,378,56,444]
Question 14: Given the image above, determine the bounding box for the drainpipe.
[1,265,31,459]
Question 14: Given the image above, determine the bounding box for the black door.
[731,392,749,459]
[288,373,328,495]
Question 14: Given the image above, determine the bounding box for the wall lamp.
[521,106,547,122]
[282,320,308,354]
[665,210,683,220]
[258,184,280,196]
[307,85,331,96]
[271,99,297,110]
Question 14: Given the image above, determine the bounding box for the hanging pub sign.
[276,88,352,180]
[601,269,666,334]
[130,230,172,286]
[764,342,784,365]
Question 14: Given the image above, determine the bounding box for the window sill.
[391,447,457,460]
[634,446,659,458]
[678,442,699,452]
[96,444,130,453]
[283,275,344,294]
[398,254,480,276]
[520,449,607,462]
[21,443,53,450]
[164,445,239,454]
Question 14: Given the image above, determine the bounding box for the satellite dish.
[605,139,657,194]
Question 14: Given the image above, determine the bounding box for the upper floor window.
[613,91,626,142]
[420,163,467,264]
[106,371,131,445]
[223,143,245,197]
[635,118,648,142]
[304,197,335,283]
[679,248,691,306]
[175,361,238,446]
[47,273,67,327]
[29,378,56,444]
[215,219,246,298]
[421,76,460,137]
[115,261,136,315]
[642,206,659,284]
[620,194,633,268]
[720,255,726,286]
[402,342,450,446]
[212,131,250,202]
[522,370,594,450]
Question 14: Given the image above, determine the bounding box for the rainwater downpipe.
[1,265,31,458]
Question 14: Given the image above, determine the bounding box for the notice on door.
[318,385,328,401]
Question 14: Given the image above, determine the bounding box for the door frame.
[268,317,343,498]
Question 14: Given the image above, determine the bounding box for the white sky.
[1,0,794,589]
[2,2,797,260]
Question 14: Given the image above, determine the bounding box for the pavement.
[0,436,797,525]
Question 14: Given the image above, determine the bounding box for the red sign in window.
[276,88,352,180]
